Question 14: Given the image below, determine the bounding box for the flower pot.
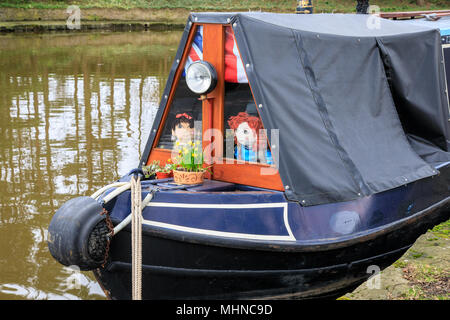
[173,169,205,185]
[156,171,172,179]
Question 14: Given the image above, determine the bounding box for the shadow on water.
[0,30,181,299]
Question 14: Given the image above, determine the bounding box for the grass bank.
[0,0,448,13]
[342,219,449,300]
[0,1,448,27]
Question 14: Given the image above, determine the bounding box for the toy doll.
[171,113,195,147]
[227,112,273,164]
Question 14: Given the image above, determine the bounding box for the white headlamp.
[185,61,218,95]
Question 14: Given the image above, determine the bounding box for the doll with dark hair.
[171,113,195,146]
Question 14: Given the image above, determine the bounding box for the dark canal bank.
[0,21,184,33]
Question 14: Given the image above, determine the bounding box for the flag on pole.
[184,25,248,83]
[185,25,203,68]
[224,26,248,83]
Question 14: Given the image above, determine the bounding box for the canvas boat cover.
[397,15,450,37]
[151,13,450,206]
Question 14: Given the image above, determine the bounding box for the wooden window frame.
[147,23,284,191]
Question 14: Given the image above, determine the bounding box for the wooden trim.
[213,162,284,191]
[146,24,199,166]
[203,24,225,158]
[379,10,450,19]
[203,24,225,167]
[203,24,225,101]
[211,25,225,160]
[148,150,284,191]
[432,13,450,18]
[202,97,213,179]
[147,148,173,165]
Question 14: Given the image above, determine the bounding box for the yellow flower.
[176,141,180,146]
[167,158,172,163]
[183,147,188,154]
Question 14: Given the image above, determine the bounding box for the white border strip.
[143,202,296,241]
[435,161,450,169]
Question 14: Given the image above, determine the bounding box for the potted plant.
[173,140,211,185]
[156,160,175,179]
[141,160,161,179]
[141,160,175,180]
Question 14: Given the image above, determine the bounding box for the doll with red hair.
[227,112,273,164]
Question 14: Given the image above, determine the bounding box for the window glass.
[157,26,204,151]
[156,73,202,151]
[223,82,273,164]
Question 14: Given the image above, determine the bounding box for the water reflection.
[0,30,181,299]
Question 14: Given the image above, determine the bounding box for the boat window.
[223,82,273,165]
[156,74,203,151]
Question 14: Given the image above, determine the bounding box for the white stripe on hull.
[142,202,296,241]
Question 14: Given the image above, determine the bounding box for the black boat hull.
[93,196,449,300]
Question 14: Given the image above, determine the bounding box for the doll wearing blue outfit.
[228,112,273,165]
[234,144,273,164]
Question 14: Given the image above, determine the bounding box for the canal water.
[0,30,181,299]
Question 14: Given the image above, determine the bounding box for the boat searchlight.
[185,61,217,95]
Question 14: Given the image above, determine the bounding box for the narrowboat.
[48,13,450,300]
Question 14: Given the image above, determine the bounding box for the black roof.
[192,12,437,36]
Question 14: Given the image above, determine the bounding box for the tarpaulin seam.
[374,37,439,184]
[437,39,450,146]
[378,32,450,152]
[377,36,449,158]
[364,38,438,189]
[292,30,370,198]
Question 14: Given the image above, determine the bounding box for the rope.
[100,183,132,204]
[90,182,129,200]
[90,173,161,300]
[110,188,158,236]
[131,175,143,300]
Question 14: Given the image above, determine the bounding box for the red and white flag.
[185,25,203,68]
[184,25,248,83]
[224,26,248,83]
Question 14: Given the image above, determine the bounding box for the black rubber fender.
[47,196,108,271]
